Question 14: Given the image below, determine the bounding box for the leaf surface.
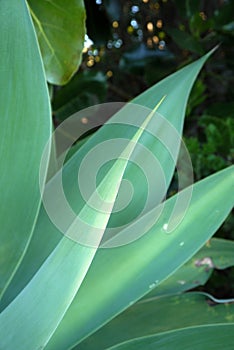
[0,0,51,298]
[143,237,234,299]
[46,166,233,350]
[27,0,86,85]
[76,292,234,350]
[2,51,215,310]
[108,324,234,350]
[0,98,162,350]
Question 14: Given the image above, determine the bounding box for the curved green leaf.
[0,50,223,349]
[0,0,51,298]
[46,166,233,350]
[27,0,86,85]
[1,51,215,311]
[0,100,163,350]
[77,292,234,350]
[108,324,234,350]
[143,237,234,299]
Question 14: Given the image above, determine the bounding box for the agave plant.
[0,1,233,349]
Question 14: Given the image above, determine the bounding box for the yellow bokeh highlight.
[87,59,94,67]
[153,35,159,44]
[112,21,119,28]
[147,22,154,32]
[156,19,163,28]
[106,70,113,78]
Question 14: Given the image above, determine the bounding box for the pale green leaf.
[1,51,215,312]
[46,166,233,350]
[143,237,234,299]
[0,99,163,350]
[0,50,226,346]
[0,0,51,298]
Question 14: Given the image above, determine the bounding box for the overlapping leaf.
[142,237,234,299]
[0,98,165,350]
[46,166,233,350]
[77,292,234,350]
[1,51,215,312]
[108,324,234,350]
[0,38,230,350]
[0,0,51,298]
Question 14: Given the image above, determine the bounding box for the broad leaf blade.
[143,237,234,299]
[27,0,86,85]
[108,324,234,350]
[76,292,234,350]
[2,52,215,310]
[0,0,51,298]
[0,103,161,349]
[46,166,233,350]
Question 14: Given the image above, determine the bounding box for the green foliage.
[28,0,86,85]
[0,0,51,298]
[53,71,107,121]
[77,292,234,350]
[0,1,233,350]
[106,324,234,350]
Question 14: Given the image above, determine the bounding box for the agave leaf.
[0,0,51,298]
[1,51,215,310]
[27,0,86,85]
[0,99,163,349]
[46,166,233,350]
[108,324,234,350]
[76,292,234,350]
[142,237,234,299]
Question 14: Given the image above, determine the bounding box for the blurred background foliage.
[51,0,233,296]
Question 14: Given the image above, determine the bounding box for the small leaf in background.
[53,71,107,121]
[185,78,206,117]
[119,43,175,73]
[166,28,203,54]
[27,0,86,85]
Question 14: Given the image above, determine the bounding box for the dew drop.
[177,280,186,285]
[149,283,156,289]
[179,241,185,247]
[163,223,168,231]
